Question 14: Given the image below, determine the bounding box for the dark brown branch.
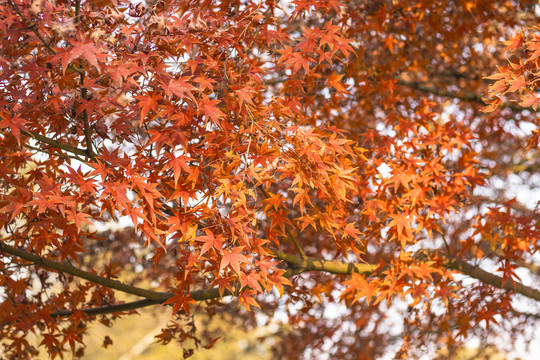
[22,130,90,158]
[49,250,377,319]
[74,0,81,23]
[49,286,237,318]
[49,287,237,318]
[3,241,540,320]
[51,299,159,318]
[80,88,94,158]
[0,242,172,302]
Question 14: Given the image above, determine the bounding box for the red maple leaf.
[220,247,249,275]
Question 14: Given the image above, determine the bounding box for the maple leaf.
[519,92,540,110]
[405,186,426,208]
[343,222,362,240]
[0,197,26,221]
[106,61,135,87]
[199,97,226,125]
[388,213,413,245]
[239,271,263,293]
[327,71,348,93]
[268,271,292,297]
[506,75,527,93]
[195,75,216,91]
[61,40,109,74]
[134,92,162,124]
[197,230,225,258]
[435,283,459,307]
[164,77,197,102]
[66,209,93,233]
[503,31,524,53]
[239,290,261,311]
[342,274,378,304]
[165,154,191,187]
[0,113,27,143]
[163,293,195,315]
[236,86,256,109]
[220,247,249,275]
[212,276,235,298]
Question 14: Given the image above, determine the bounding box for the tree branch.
[470,195,536,217]
[7,0,55,54]
[272,249,377,275]
[3,242,539,319]
[0,242,171,302]
[7,0,84,76]
[22,130,90,158]
[397,79,532,112]
[80,89,95,158]
[74,0,81,23]
[447,258,540,302]
[51,299,159,318]
[274,250,540,302]
[50,284,233,318]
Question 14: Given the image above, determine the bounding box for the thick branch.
[0,242,237,318]
[0,242,171,302]
[74,0,81,22]
[3,242,540,319]
[274,250,540,302]
[22,130,89,158]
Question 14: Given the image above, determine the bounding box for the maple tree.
[1,0,540,358]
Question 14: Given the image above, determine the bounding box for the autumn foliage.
[0,0,539,359]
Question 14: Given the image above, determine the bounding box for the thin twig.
[80,87,95,157]
[7,0,84,76]
[259,186,307,258]
[397,79,533,112]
